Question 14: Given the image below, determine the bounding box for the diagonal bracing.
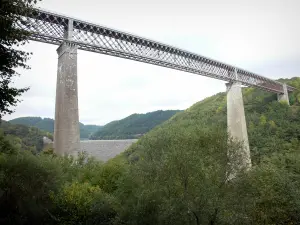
[16,8,296,94]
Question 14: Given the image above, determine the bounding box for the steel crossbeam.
[16,8,295,93]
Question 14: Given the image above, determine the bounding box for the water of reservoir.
[71,139,138,161]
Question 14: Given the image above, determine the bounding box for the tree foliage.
[9,116,103,139]
[0,120,51,152]
[0,78,300,224]
[0,138,119,224]
[116,78,300,224]
[0,0,42,118]
[91,110,181,140]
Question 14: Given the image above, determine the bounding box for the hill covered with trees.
[9,117,102,139]
[90,110,181,140]
[9,110,181,140]
[125,77,300,163]
[0,120,52,152]
[116,77,300,224]
[1,77,300,224]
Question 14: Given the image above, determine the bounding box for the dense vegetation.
[9,110,181,140]
[9,117,102,139]
[119,77,300,224]
[81,125,102,139]
[1,78,300,224]
[0,0,40,118]
[0,120,52,152]
[127,77,300,164]
[91,110,181,140]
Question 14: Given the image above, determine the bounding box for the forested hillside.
[117,77,300,224]
[1,77,300,224]
[91,110,181,140]
[9,117,102,139]
[9,109,181,140]
[0,120,52,152]
[126,77,300,163]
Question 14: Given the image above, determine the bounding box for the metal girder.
[16,8,296,94]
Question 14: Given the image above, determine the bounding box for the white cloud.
[3,0,300,125]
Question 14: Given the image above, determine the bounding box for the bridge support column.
[54,41,80,155]
[277,83,290,105]
[226,81,251,178]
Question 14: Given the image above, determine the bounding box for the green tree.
[50,181,117,225]
[0,120,47,152]
[259,115,267,126]
[91,110,181,140]
[0,0,40,119]
[222,151,300,224]
[0,150,64,224]
[117,125,243,225]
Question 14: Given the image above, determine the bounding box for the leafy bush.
[0,151,64,224]
[50,182,117,225]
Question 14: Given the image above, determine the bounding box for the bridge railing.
[15,8,296,94]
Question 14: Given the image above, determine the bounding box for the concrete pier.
[277,83,290,105]
[226,81,251,177]
[54,41,80,155]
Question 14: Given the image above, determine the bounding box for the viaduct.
[17,8,295,170]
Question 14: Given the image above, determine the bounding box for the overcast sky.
[3,0,300,125]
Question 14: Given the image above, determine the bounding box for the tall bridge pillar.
[226,79,251,178]
[277,83,290,105]
[54,19,80,155]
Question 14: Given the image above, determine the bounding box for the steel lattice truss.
[16,8,295,93]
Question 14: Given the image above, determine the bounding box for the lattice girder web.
[16,8,296,94]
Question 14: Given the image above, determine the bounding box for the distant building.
[43,136,53,144]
